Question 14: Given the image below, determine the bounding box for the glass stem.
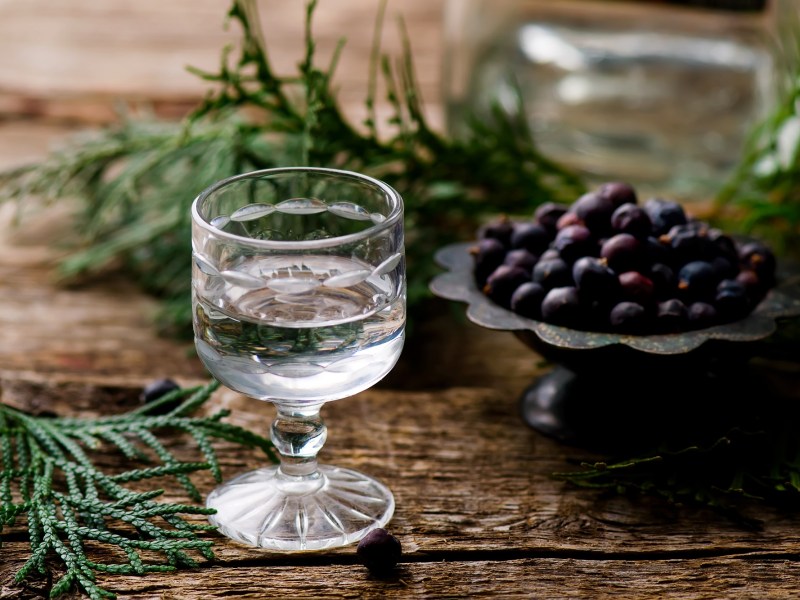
[271,404,327,490]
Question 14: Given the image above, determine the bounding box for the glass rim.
[191,166,404,250]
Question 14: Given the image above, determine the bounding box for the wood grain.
[0,0,446,128]
[2,1,800,598]
[3,547,800,599]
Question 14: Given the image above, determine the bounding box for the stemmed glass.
[191,167,405,551]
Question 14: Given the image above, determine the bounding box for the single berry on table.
[141,378,182,414]
[357,528,402,575]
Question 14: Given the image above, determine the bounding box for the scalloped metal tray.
[430,242,800,356]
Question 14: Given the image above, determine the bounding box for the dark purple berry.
[687,302,718,329]
[660,223,714,264]
[510,281,546,320]
[598,181,637,208]
[610,204,651,239]
[600,234,644,274]
[715,279,750,320]
[609,301,648,333]
[483,265,530,308]
[648,263,676,299]
[541,286,582,327]
[619,271,655,305]
[503,249,538,272]
[645,236,671,265]
[736,269,767,301]
[532,257,573,289]
[643,198,687,236]
[478,216,513,247]
[539,248,561,262]
[677,261,717,301]
[572,256,619,301]
[708,228,739,263]
[142,378,180,402]
[656,299,688,333]
[141,378,182,414]
[573,192,615,236]
[470,238,506,286]
[553,225,595,263]
[710,256,738,281]
[510,222,551,255]
[534,202,569,232]
[556,211,582,230]
[739,242,776,285]
[357,528,402,575]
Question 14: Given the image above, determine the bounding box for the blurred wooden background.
[0,0,446,166]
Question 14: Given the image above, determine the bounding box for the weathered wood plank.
[0,0,446,127]
[3,384,800,561]
[3,548,800,599]
[2,2,800,598]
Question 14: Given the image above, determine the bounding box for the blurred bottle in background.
[443,0,778,202]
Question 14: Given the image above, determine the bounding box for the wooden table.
[2,1,800,597]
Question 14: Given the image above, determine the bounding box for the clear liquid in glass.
[193,254,405,403]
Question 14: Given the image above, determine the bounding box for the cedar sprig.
[1,380,276,599]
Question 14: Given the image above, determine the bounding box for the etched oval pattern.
[193,248,403,296]
[209,198,389,229]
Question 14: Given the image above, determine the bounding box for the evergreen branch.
[0,380,276,598]
[554,425,800,528]
[0,0,583,336]
[713,3,800,258]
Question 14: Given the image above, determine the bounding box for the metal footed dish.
[430,242,800,447]
[431,242,800,356]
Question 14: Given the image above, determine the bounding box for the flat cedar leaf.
[0,380,275,599]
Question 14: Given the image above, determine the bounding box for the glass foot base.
[206,465,395,551]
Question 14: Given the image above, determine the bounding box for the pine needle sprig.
[714,3,800,259]
[0,0,583,336]
[0,380,276,599]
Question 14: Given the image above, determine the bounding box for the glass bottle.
[443,0,778,201]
